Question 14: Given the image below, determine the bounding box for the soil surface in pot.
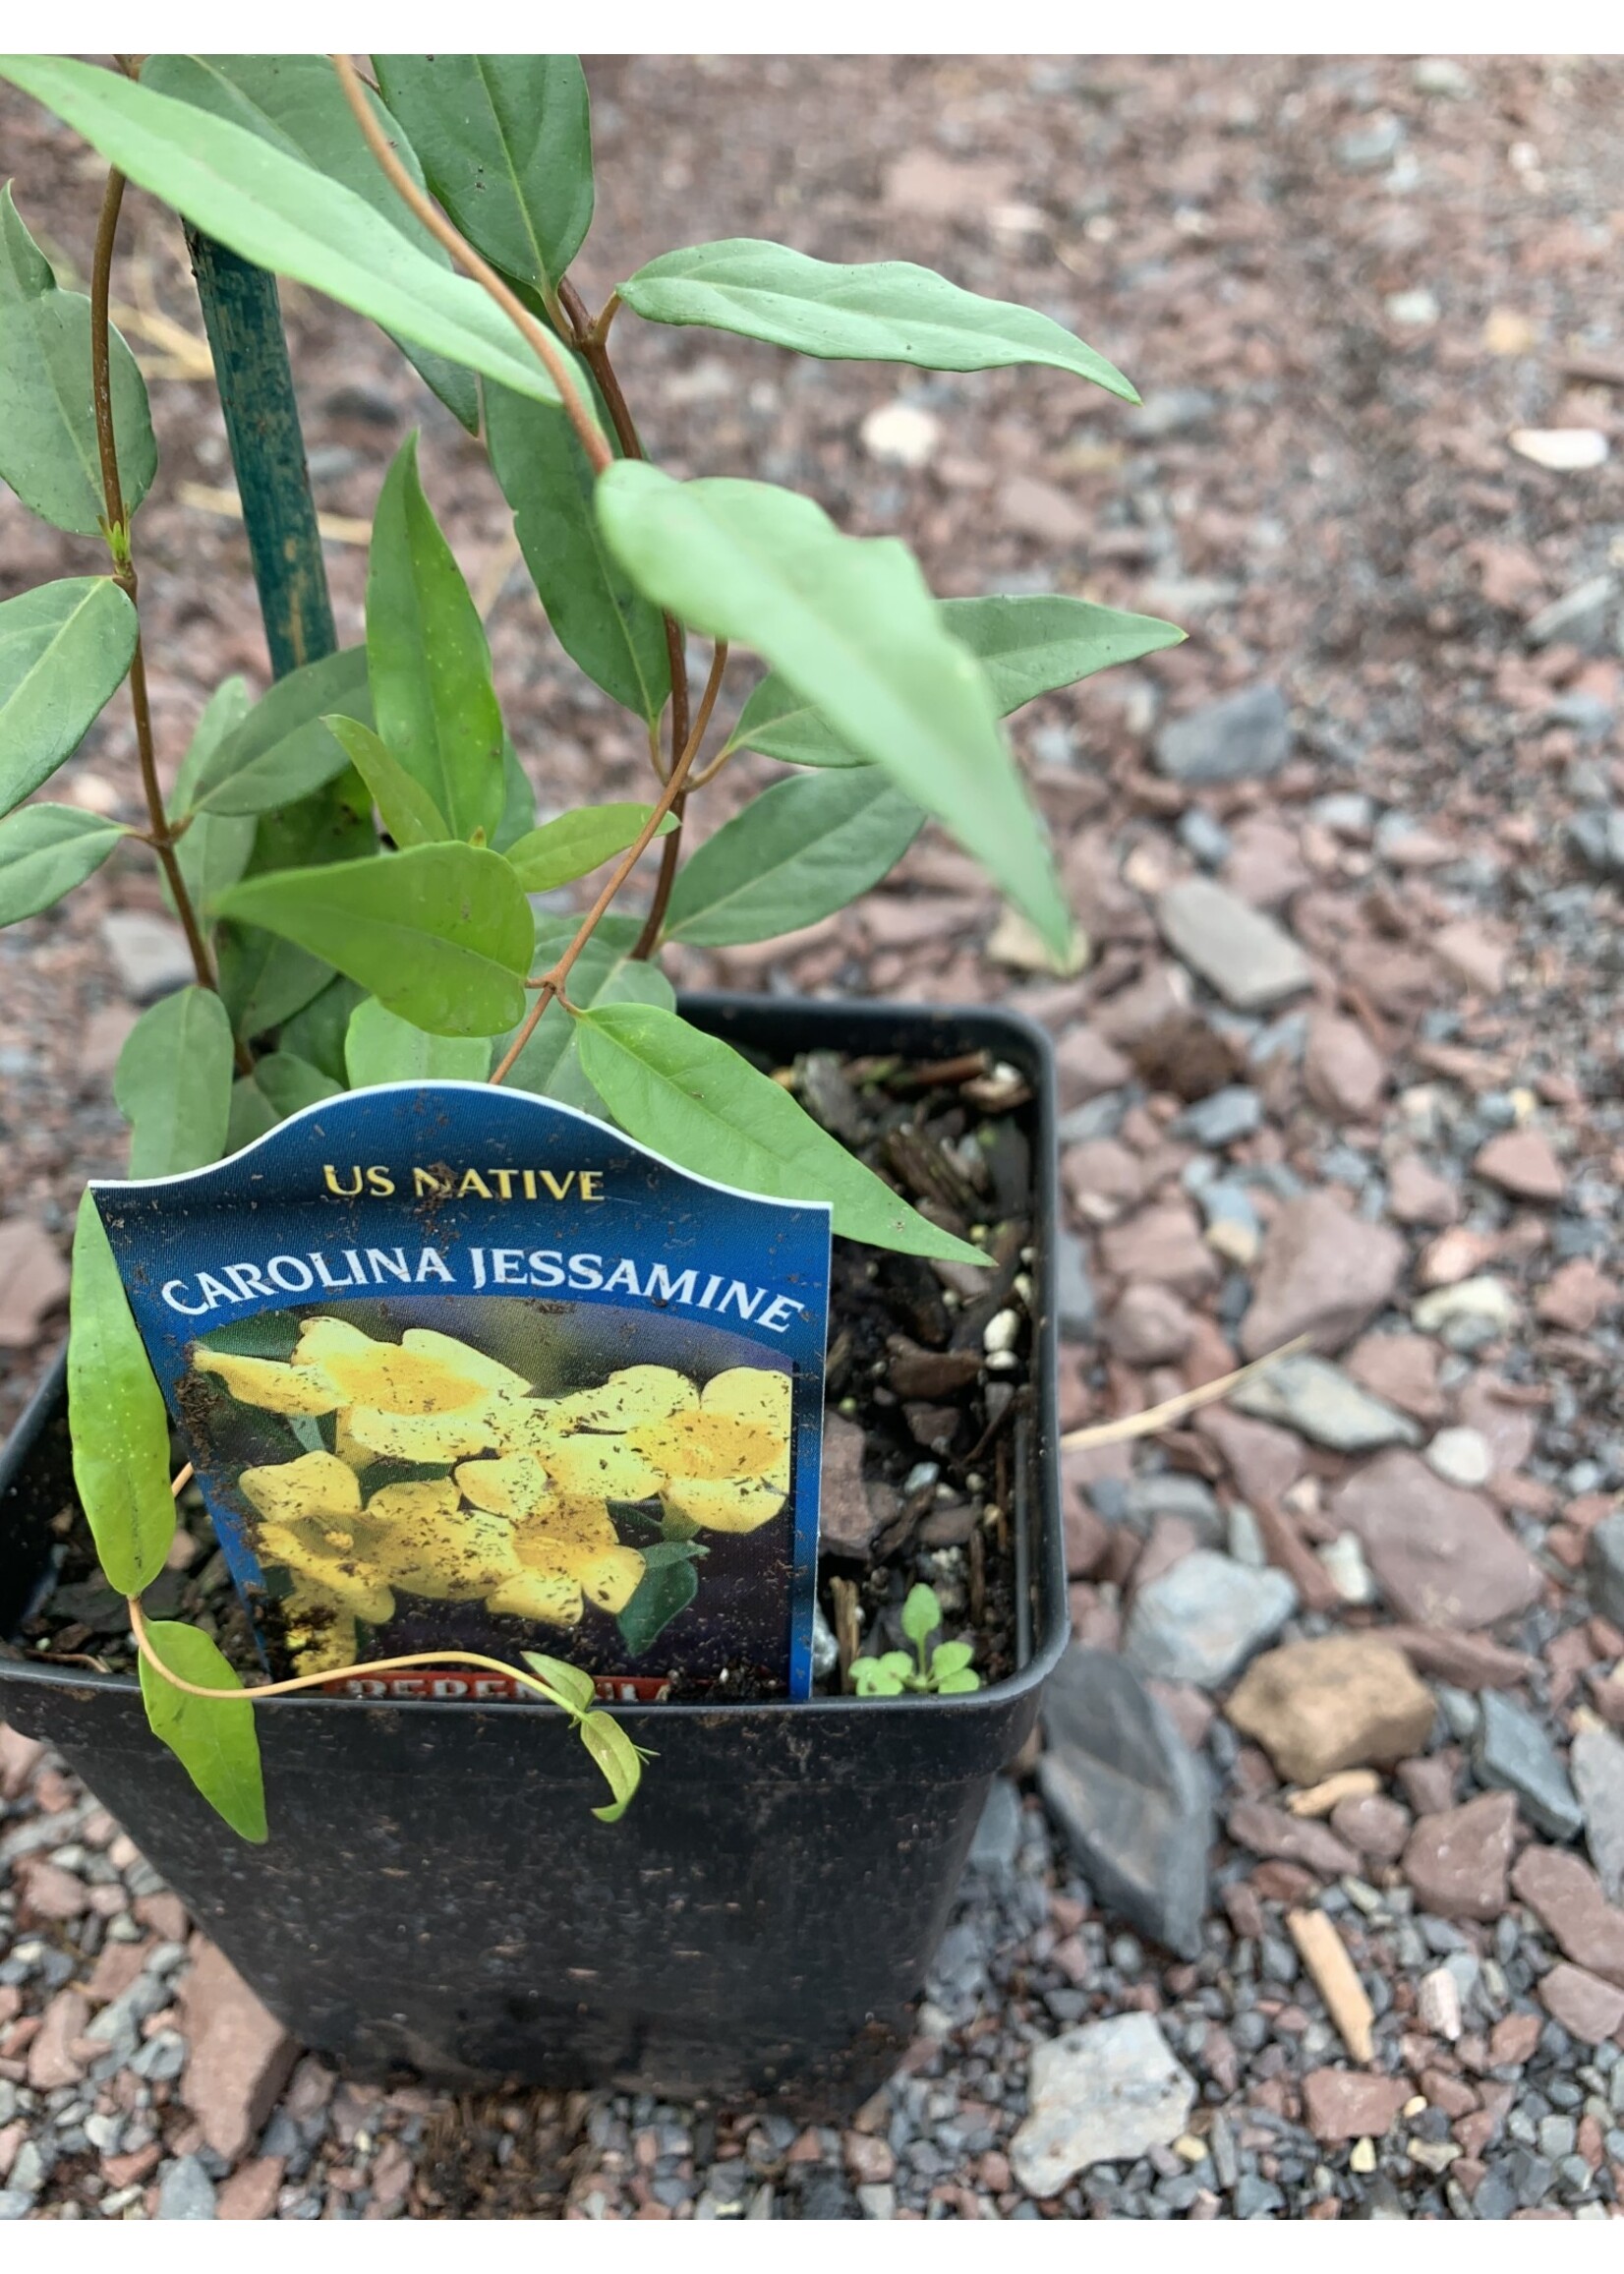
[13,1041,1038,1702]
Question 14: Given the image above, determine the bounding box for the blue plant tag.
[91,1083,832,1703]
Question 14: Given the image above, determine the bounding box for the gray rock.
[1527,575,1615,653]
[1586,1511,1624,1629]
[1195,1179,1261,1264]
[1011,2013,1195,2194]
[1155,879,1312,1012]
[1037,1646,1213,1959]
[967,1777,1023,1877]
[1055,1228,1097,1340]
[156,2155,217,2220]
[1571,1724,1624,1901]
[1425,1427,1492,1487]
[1337,114,1404,171]
[1569,807,1624,878]
[1413,56,1473,95]
[1474,1692,1583,1840]
[1230,1352,1421,1452]
[1177,807,1232,869]
[1122,1472,1224,1545]
[1153,683,1291,786]
[1129,387,1218,439]
[1123,1550,1297,1689]
[1172,1085,1262,1147]
[99,910,197,1005]
[0,2192,34,2222]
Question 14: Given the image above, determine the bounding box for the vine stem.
[330,56,610,476]
[488,642,727,1086]
[89,166,222,1008]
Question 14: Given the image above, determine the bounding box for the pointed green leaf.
[188,646,372,817]
[216,843,534,1037]
[325,716,449,849]
[0,185,155,533]
[0,57,601,422]
[0,803,125,925]
[485,379,670,722]
[901,1582,942,1645]
[138,1619,267,1842]
[274,974,365,1085]
[254,1049,342,1118]
[504,802,674,894]
[0,578,138,815]
[171,678,255,914]
[114,986,235,1176]
[494,735,537,853]
[521,1651,597,1715]
[664,770,922,947]
[68,1191,175,1597]
[142,53,478,431]
[345,996,491,1086]
[615,1552,698,1660]
[217,926,333,1044]
[368,435,505,844]
[226,1070,279,1151]
[731,592,1186,768]
[373,54,594,299]
[575,1004,985,1264]
[578,1708,645,1824]
[618,238,1137,401]
[499,914,672,1113]
[596,465,1071,959]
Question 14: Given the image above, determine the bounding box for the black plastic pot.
[0,993,1067,2114]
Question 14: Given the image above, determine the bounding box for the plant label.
[91,1081,832,1701]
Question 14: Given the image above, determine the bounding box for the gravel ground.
[5,54,1624,2220]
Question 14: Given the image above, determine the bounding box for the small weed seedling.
[850,1583,982,1697]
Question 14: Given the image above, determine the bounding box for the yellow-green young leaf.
[596,465,1073,961]
[731,593,1186,769]
[0,185,155,533]
[187,646,372,817]
[901,1583,942,1645]
[663,770,922,948]
[575,1004,987,1266]
[68,1192,175,1596]
[368,435,505,844]
[216,843,534,1038]
[138,1619,267,1842]
[485,380,670,724]
[373,54,594,298]
[521,1651,597,1715]
[345,997,491,1087]
[114,987,235,1177]
[618,238,1137,402]
[504,802,674,894]
[325,716,449,849]
[498,913,672,1114]
[0,58,602,421]
[0,804,125,926]
[0,578,139,815]
[142,53,477,433]
[578,1708,644,1824]
[170,677,255,916]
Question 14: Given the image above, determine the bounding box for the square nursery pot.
[0,993,1068,2114]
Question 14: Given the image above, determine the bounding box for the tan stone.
[1226,1635,1436,1785]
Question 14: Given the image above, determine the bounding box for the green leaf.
[373,54,594,300]
[901,1582,942,1646]
[170,678,255,915]
[0,803,125,925]
[0,578,138,815]
[188,647,372,817]
[504,802,674,894]
[878,1651,916,1679]
[618,238,1137,402]
[226,1071,279,1151]
[852,1659,904,1697]
[499,914,672,1113]
[142,53,477,432]
[930,1638,975,1679]
[521,1650,596,1715]
[485,379,670,722]
[254,1049,342,1118]
[664,770,922,947]
[615,1552,699,1661]
[114,987,235,1177]
[0,185,155,534]
[493,735,537,853]
[345,996,492,1087]
[731,592,1186,768]
[367,434,505,844]
[67,1191,175,1597]
[578,1708,645,1824]
[0,57,601,423]
[216,843,534,1037]
[325,716,448,849]
[936,1669,981,1694]
[138,1619,267,1842]
[596,464,1071,960]
[273,973,364,1084]
[217,927,332,1044]
[575,1004,985,1265]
